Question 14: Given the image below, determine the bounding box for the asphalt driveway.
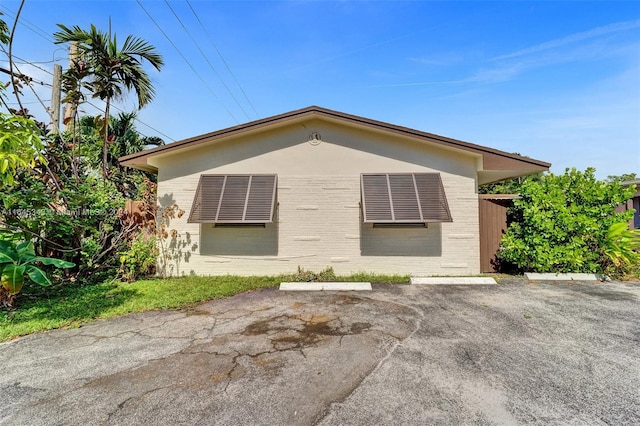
[1,278,639,425]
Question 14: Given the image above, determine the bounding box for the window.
[188,174,277,224]
[360,173,452,223]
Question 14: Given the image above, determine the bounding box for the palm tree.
[53,24,164,178]
[107,111,164,167]
[104,111,163,198]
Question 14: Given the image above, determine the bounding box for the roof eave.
[118,106,551,177]
[119,156,158,173]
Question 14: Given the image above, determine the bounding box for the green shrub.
[602,223,640,279]
[119,234,158,282]
[498,168,635,273]
[2,173,129,279]
[0,113,46,187]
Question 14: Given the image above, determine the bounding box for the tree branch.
[8,0,25,113]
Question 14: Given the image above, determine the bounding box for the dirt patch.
[335,295,362,305]
[243,315,303,336]
[243,314,372,350]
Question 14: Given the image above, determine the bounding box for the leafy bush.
[498,168,635,273]
[119,234,157,282]
[2,172,133,278]
[0,112,46,187]
[602,223,640,278]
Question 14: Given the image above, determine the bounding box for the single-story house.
[119,106,550,277]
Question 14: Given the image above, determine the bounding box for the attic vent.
[360,173,452,223]
[188,174,277,223]
[308,132,321,145]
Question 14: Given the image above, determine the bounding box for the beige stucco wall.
[153,119,480,276]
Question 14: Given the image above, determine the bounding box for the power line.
[2,6,175,142]
[135,0,239,124]
[3,61,54,120]
[0,29,53,118]
[4,57,176,142]
[14,49,67,64]
[10,54,55,76]
[0,66,51,86]
[0,4,55,44]
[84,99,176,142]
[5,99,50,105]
[15,58,66,64]
[185,0,259,118]
[164,0,251,121]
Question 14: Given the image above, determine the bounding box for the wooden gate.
[479,195,515,273]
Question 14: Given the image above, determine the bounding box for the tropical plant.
[109,112,163,159]
[53,24,164,177]
[0,15,166,309]
[1,165,135,281]
[0,112,46,187]
[75,112,161,197]
[0,236,75,307]
[602,222,640,277]
[498,168,635,273]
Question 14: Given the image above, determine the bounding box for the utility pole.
[63,42,77,132]
[50,64,62,133]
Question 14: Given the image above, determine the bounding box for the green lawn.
[0,273,409,342]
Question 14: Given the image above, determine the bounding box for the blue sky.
[1,1,639,179]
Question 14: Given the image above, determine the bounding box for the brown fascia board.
[119,105,551,174]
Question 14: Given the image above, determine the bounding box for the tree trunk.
[103,99,111,179]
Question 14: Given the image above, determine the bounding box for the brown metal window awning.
[361,173,452,223]
[188,174,277,223]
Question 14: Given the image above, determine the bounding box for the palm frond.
[121,35,164,70]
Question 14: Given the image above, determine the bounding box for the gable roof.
[119,106,550,184]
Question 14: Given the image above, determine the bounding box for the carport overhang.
[119,106,550,184]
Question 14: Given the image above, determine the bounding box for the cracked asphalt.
[1,278,639,425]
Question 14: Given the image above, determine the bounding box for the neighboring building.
[119,106,550,277]
[618,179,640,229]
